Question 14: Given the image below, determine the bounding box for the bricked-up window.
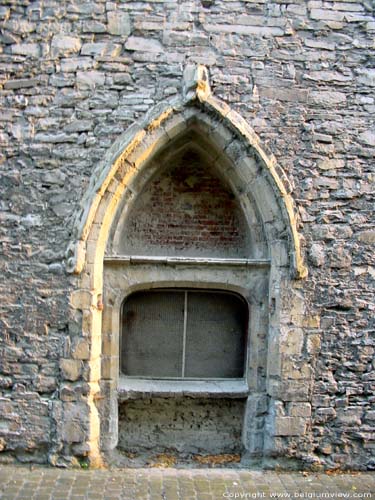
[118,150,250,258]
[121,290,248,379]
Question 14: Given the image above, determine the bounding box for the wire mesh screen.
[185,291,246,378]
[121,289,247,379]
[122,291,184,377]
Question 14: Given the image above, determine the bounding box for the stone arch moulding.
[66,64,307,280]
[64,65,309,465]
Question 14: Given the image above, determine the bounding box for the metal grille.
[121,289,247,378]
[185,291,246,378]
[121,291,184,377]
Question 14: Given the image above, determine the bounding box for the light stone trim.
[118,378,250,401]
[104,255,270,266]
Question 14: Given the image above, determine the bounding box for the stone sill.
[104,255,270,267]
[118,377,249,400]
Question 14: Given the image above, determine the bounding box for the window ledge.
[118,378,249,400]
[104,255,270,267]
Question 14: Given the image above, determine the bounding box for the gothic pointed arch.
[64,65,310,464]
[66,65,307,280]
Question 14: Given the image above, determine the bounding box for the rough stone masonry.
[0,0,374,470]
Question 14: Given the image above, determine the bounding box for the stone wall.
[0,0,374,469]
[118,398,245,455]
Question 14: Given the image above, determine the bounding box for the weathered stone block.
[356,68,375,86]
[310,91,347,107]
[61,403,88,443]
[306,334,321,355]
[280,327,304,355]
[279,381,311,402]
[51,35,82,57]
[82,21,107,33]
[81,43,121,57]
[11,43,40,57]
[60,359,82,382]
[336,407,363,426]
[71,339,90,361]
[76,71,105,90]
[318,159,345,170]
[107,11,131,36]
[358,130,375,147]
[125,36,163,52]
[60,57,93,73]
[288,402,311,418]
[274,416,307,436]
[70,289,93,310]
[4,78,40,90]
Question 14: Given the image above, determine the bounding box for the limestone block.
[281,288,305,326]
[4,19,35,34]
[312,395,332,408]
[310,91,347,107]
[71,339,90,361]
[270,240,289,268]
[259,86,308,103]
[51,35,82,57]
[11,43,40,58]
[125,36,163,52]
[329,245,352,269]
[101,355,118,381]
[107,11,131,36]
[64,120,93,133]
[76,71,105,90]
[314,407,337,424]
[309,243,325,267]
[60,359,82,382]
[318,159,345,170]
[364,411,375,422]
[279,380,311,401]
[34,375,57,393]
[336,407,363,426]
[0,7,9,20]
[303,315,320,328]
[306,334,321,355]
[356,68,375,86]
[358,130,375,147]
[60,57,93,73]
[281,360,313,380]
[60,385,77,402]
[203,23,284,36]
[85,357,101,383]
[280,327,303,355]
[357,230,375,244]
[288,402,311,418]
[82,21,107,33]
[249,178,278,224]
[274,416,307,436]
[81,43,121,57]
[70,289,93,310]
[61,403,88,443]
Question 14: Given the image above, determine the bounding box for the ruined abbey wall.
[0,0,374,469]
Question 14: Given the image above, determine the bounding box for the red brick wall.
[121,150,249,257]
